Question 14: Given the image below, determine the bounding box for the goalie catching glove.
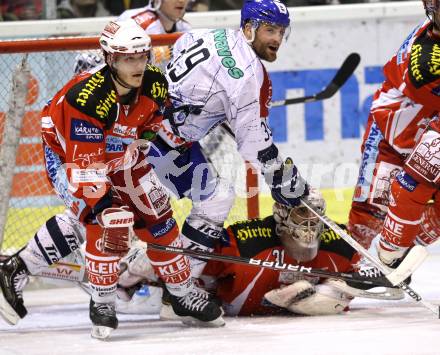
[263,157,309,207]
[96,206,134,257]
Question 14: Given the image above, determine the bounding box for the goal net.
[0,34,259,255]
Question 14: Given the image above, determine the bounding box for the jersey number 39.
[167,39,210,82]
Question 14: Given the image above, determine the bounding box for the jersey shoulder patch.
[66,67,118,125]
[141,64,168,107]
[228,216,280,258]
[132,9,157,29]
[408,30,440,88]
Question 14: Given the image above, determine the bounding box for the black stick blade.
[316,52,361,100]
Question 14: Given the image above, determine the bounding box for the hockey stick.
[300,199,440,317]
[270,52,360,107]
[146,242,393,288]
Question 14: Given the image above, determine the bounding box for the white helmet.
[273,188,326,262]
[99,19,151,55]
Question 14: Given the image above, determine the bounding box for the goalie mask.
[273,189,326,262]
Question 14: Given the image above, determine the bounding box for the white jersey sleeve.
[166,29,276,169]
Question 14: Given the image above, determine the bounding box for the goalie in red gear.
[347,0,440,257]
[117,190,402,317]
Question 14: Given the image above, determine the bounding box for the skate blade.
[91,325,115,340]
[181,315,225,328]
[0,292,20,325]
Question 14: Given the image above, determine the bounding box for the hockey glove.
[96,206,134,257]
[265,157,309,207]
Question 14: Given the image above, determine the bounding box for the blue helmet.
[240,0,290,29]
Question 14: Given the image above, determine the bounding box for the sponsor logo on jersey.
[410,44,424,82]
[406,131,440,183]
[71,168,107,184]
[353,122,382,201]
[96,89,117,119]
[212,29,244,79]
[429,43,440,75]
[236,226,272,242]
[151,81,168,100]
[150,218,176,238]
[396,171,417,192]
[397,25,420,64]
[146,64,162,73]
[113,122,138,137]
[75,71,105,107]
[320,228,341,244]
[106,135,124,153]
[70,118,104,142]
[44,145,61,184]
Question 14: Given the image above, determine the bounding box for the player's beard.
[252,40,279,62]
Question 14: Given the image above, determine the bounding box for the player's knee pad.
[20,213,84,274]
[288,282,352,316]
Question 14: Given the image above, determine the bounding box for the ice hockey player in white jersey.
[148,0,309,277]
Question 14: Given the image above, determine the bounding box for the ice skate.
[89,299,118,340]
[168,288,225,328]
[0,253,29,325]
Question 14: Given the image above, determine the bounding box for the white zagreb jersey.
[167,28,274,168]
[117,6,191,34]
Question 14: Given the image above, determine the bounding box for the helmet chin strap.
[109,64,138,91]
[242,27,256,45]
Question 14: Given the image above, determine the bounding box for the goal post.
[0,34,260,255]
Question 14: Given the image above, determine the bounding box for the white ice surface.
[1,255,440,355]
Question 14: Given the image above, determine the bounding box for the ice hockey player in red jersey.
[348,0,440,266]
[0,18,224,338]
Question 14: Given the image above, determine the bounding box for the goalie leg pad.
[287,282,353,316]
[118,246,157,288]
[264,280,352,316]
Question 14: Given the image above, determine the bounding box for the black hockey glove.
[265,157,309,207]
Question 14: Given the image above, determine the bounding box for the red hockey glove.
[96,206,134,257]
